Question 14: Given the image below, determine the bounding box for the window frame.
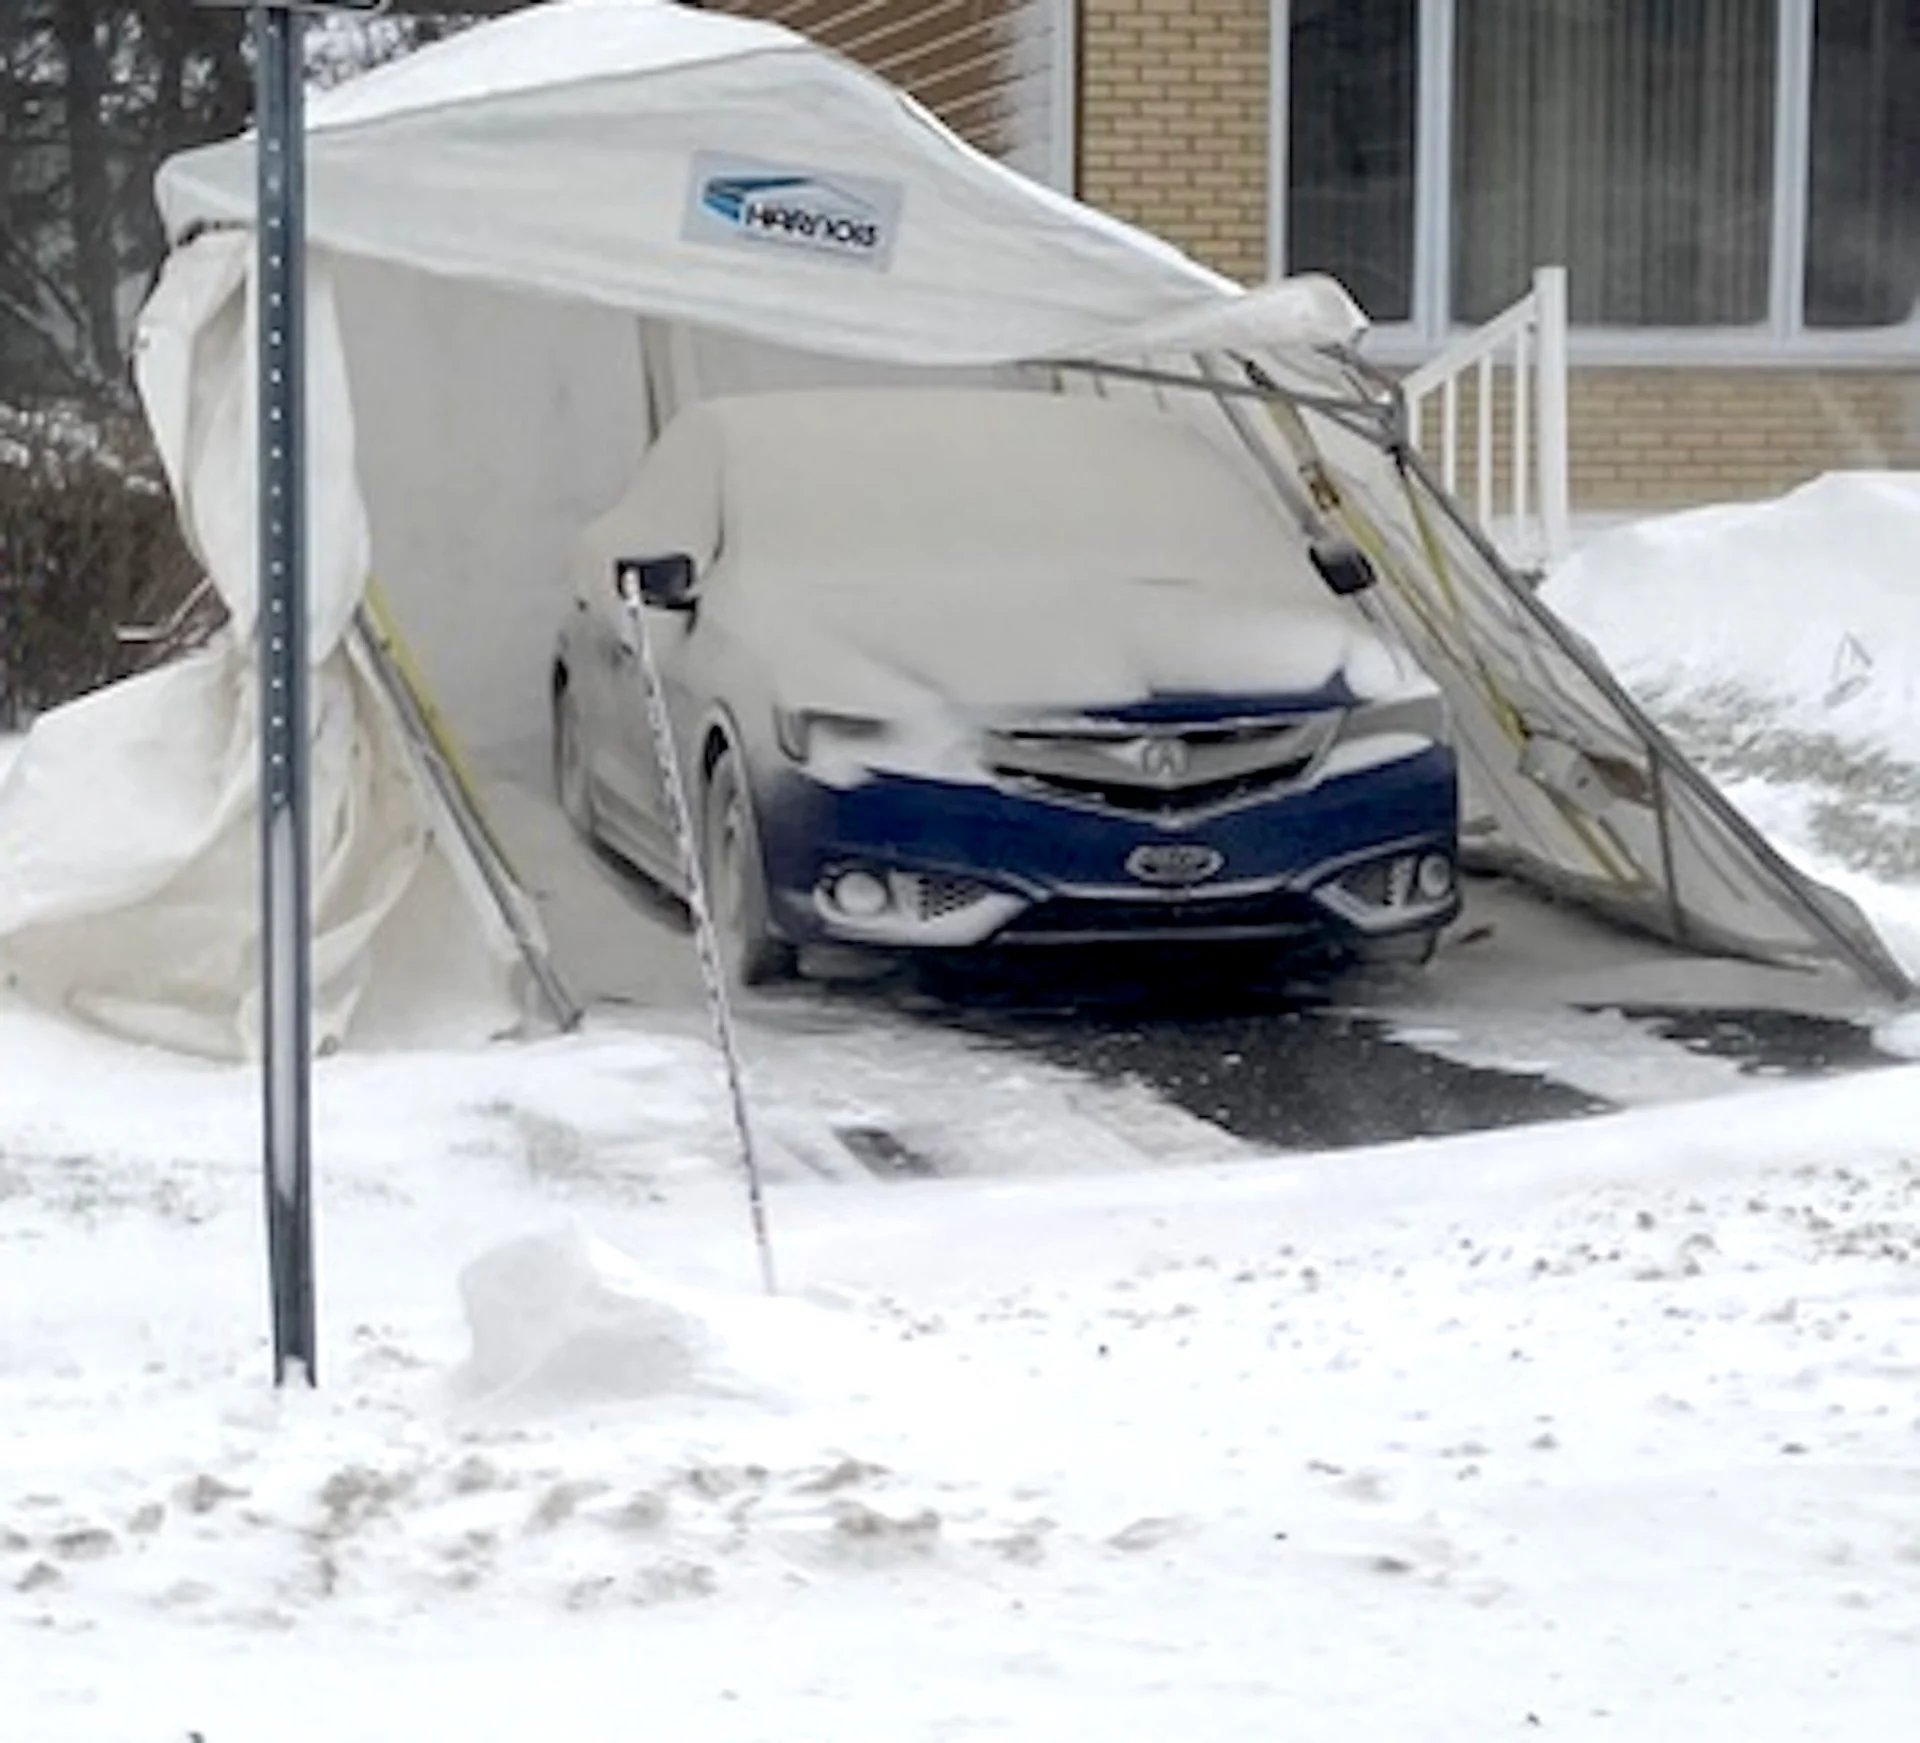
[1268,0,1920,365]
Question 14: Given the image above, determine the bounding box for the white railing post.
[1533,264,1572,568]
[1475,352,1494,530]
[1402,261,1572,572]
[1513,319,1532,537]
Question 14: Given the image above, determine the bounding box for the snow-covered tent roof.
[157,0,1362,368]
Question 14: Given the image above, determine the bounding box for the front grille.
[997,760,1319,818]
[998,888,1326,943]
[984,709,1340,819]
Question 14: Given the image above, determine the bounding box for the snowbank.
[1545,472,1920,969]
[1545,473,1920,757]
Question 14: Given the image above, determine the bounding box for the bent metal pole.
[614,574,778,1296]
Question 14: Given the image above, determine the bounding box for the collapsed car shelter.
[0,0,1905,1058]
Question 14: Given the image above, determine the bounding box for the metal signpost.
[255,0,315,1388]
[248,0,383,1386]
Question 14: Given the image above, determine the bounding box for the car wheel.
[703,748,796,988]
[553,682,597,840]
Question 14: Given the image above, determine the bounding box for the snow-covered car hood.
[734,566,1425,722]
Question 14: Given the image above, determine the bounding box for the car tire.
[703,747,796,988]
[553,681,597,840]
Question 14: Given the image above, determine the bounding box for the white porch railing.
[1402,264,1571,572]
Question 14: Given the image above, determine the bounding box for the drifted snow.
[1544,472,1920,972]
[456,1224,719,1409]
[1545,473,1920,760]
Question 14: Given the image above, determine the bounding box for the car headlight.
[773,706,889,765]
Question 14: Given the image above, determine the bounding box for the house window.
[1805,0,1920,327]
[1285,0,1417,323]
[1277,0,1920,347]
[1453,2,1776,327]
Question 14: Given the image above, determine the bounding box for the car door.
[584,422,731,881]
[607,591,692,880]
[553,533,670,878]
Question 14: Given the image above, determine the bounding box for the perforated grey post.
[254,1,315,1387]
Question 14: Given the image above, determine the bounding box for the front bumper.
[753,745,1461,953]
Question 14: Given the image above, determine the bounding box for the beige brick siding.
[1568,369,1920,512]
[1078,0,1268,285]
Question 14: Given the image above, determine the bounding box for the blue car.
[551,387,1458,985]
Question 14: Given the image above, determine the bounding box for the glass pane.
[1286,0,1417,323]
[1806,0,1920,329]
[1453,1,1775,326]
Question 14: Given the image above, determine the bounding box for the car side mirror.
[614,553,698,612]
[1309,540,1378,597]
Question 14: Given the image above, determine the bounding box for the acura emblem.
[1125,842,1225,886]
[1139,736,1191,782]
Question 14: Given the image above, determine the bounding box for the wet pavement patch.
[772,940,1902,1155]
[840,946,1608,1152]
[1601,1005,1903,1079]
[955,1004,1607,1151]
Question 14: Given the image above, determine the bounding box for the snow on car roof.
[693,388,1325,595]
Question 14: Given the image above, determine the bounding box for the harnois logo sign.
[685,152,903,269]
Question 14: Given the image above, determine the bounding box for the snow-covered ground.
[7,474,1920,1739]
[4,1004,1920,1741]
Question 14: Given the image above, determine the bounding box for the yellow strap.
[1257,396,1643,890]
[359,577,523,881]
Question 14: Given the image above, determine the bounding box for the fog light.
[1416,853,1455,902]
[828,869,891,918]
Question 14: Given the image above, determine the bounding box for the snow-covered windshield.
[708,389,1325,599]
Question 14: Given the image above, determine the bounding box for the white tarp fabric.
[138,229,368,653]
[156,0,1364,370]
[0,237,526,1055]
[0,634,523,1057]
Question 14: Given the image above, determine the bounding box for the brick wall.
[1415,364,1920,517]
[1078,0,1269,285]
[1569,369,1920,512]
